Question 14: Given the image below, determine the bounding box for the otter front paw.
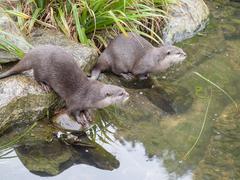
[75,110,92,126]
[39,82,51,92]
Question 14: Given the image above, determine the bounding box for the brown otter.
[91,32,187,80]
[0,45,129,125]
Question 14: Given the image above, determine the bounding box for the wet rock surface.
[0,75,60,133]
[163,0,209,44]
[52,112,93,132]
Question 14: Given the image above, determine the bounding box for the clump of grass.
[3,0,172,48]
[0,30,25,58]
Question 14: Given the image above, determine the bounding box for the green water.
[1,0,240,179]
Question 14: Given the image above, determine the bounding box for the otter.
[91,32,187,80]
[0,45,129,125]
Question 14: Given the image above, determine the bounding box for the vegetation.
[1,0,173,49]
[0,122,37,159]
[0,30,25,58]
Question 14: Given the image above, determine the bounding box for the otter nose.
[181,50,187,57]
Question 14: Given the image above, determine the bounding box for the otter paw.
[40,83,51,92]
[84,110,92,122]
[121,73,135,80]
[76,111,92,126]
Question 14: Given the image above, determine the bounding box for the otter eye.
[167,51,171,55]
[119,92,124,96]
[105,93,111,97]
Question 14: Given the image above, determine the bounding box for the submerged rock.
[15,138,119,176]
[163,0,209,44]
[0,114,119,176]
[194,104,240,179]
[0,8,32,63]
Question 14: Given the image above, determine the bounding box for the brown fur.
[0,45,129,125]
[91,32,187,80]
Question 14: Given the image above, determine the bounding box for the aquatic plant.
[193,72,238,109]
[0,149,16,159]
[0,122,37,151]
[2,0,172,48]
[182,89,212,161]
[182,70,239,160]
[88,106,125,143]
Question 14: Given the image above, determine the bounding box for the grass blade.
[193,71,238,109]
[182,89,212,160]
[28,8,42,33]
[72,4,89,44]
[0,122,38,150]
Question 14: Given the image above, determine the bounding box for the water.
[1,0,240,179]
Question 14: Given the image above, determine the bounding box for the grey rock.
[0,8,32,63]
[52,112,92,132]
[0,75,60,133]
[162,0,209,44]
[0,28,98,133]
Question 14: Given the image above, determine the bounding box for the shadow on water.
[112,76,193,114]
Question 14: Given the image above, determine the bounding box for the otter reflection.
[15,137,119,176]
[120,78,193,114]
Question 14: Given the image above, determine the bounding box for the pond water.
[1,0,240,179]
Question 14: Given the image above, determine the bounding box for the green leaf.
[72,4,89,44]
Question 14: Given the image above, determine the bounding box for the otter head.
[153,45,187,72]
[88,82,129,109]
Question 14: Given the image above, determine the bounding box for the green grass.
[0,122,38,151]
[2,0,173,48]
[0,30,25,58]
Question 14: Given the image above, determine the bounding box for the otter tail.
[0,57,32,79]
[90,56,110,80]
